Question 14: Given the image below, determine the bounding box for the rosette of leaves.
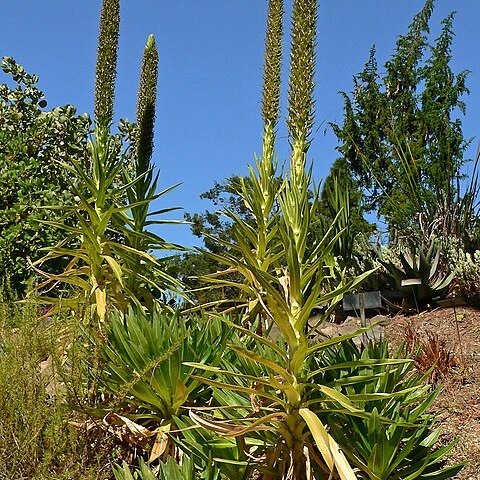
[377,239,454,306]
[100,308,228,420]
[316,339,464,479]
[96,307,229,464]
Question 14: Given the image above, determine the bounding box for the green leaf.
[299,408,357,480]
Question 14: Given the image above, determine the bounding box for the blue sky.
[1,1,480,248]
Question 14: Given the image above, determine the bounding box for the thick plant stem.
[283,412,308,480]
[281,0,319,473]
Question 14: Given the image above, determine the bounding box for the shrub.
[0,302,110,479]
[0,57,90,297]
[404,322,457,383]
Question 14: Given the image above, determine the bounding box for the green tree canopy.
[332,0,471,242]
[0,57,90,296]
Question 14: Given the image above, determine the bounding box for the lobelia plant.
[190,0,284,322]
[29,0,184,321]
[120,34,185,310]
[177,1,464,479]
[185,0,376,478]
[30,124,182,321]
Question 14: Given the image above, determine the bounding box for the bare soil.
[385,307,480,480]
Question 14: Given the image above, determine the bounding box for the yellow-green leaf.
[103,254,124,287]
[95,287,107,322]
[299,408,358,480]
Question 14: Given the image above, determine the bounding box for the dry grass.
[0,302,116,479]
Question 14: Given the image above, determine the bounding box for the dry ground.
[385,307,480,480]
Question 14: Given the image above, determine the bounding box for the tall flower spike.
[258,0,284,221]
[287,0,317,177]
[262,0,283,130]
[94,0,120,124]
[136,34,159,178]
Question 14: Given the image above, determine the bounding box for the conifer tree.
[331,0,470,240]
[419,12,469,235]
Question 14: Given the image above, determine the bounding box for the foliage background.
[0,58,90,296]
[1,1,480,248]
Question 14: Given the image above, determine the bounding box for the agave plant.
[377,238,454,306]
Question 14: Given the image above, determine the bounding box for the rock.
[268,314,389,346]
[312,314,388,346]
